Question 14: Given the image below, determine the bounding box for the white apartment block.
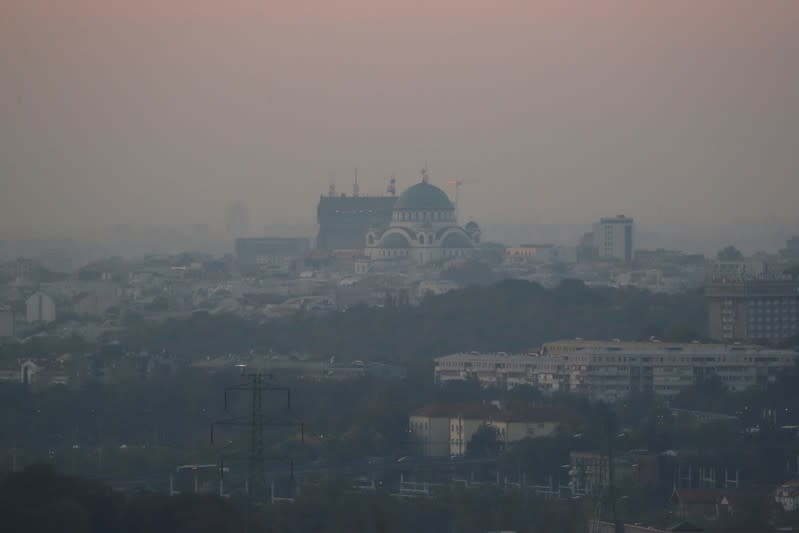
[26,291,56,324]
[434,340,798,403]
[593,215,634,263]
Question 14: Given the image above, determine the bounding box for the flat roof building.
[593,215,634,263]
[434,340,798,403]
[706,276,799,342]
[409,402,577,457]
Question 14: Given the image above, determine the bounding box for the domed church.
[365,170,480,265]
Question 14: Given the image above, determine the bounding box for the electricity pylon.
[211,372,303,533]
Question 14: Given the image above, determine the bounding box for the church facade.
[365,171,480,265]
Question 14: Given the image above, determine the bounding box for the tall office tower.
[592,215,634,263]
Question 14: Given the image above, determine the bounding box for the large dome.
[394,182,454,211]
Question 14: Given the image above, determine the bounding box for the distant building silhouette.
[706,277,799,342]
[225,201,251,239]
[593,215,635,263]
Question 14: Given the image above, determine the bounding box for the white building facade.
[434,340,798,403]
[410,403,566,457]
[26,291,56,324]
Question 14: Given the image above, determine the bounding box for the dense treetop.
[119,279,707,364]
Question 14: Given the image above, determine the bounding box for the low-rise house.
[774,479,799,513]
[326,361,406,381]
[668,409,738,425]
[671,489,724,523]
[409,402,578,457]
[568,449,660,493]
[670,488,761,524]
[590,521,702,533]
[20,359,69,389]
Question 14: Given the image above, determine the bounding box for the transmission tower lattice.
[211,372,303,532]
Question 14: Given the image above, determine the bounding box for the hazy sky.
[2,1,798,243]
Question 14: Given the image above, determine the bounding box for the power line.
[211,372,303,533]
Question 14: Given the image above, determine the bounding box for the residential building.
[0,305,14,338]
[409,402,576,457]
[593,215,635,263]
[434,340,798,403]
[417,279,459,298]
[670,488,761,524]
[20,359,69,389]
[326,361,407,381]
[780,235,799,262]
[15,258,34,283]
[503,244,578,266]
[706,277,799,342]
[569,449,660,493]
[72,284,120,318]
[26,291,56,324]
[774,480,799,513]
[234,237,310,273]
[590,521,702,533]
[504,244,556,265]
[710,259,768,280]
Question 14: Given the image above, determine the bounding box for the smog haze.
[2,0,798,252]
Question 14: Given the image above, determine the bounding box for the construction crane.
[446,179,479,222]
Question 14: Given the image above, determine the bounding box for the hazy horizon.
[2,1,798,252]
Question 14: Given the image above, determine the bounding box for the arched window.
[419,234,425,245]
[367,234,374,246]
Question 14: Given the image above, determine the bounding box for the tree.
[466,424,503,457]
[717,245,744,261]
[440,260,496,287]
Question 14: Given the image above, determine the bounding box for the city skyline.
[2,1,798,251]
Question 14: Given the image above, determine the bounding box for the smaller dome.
[441,232,474,249]
[377,233,412,249]
[465,221,480,232]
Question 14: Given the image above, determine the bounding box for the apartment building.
[593,215,635,263]
[706,276,799,342]
[434,340,798,403]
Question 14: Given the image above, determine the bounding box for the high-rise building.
[26,291,56,324]
[225,202,251,239]
[706,277,799,342]
[593,215,634,262]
